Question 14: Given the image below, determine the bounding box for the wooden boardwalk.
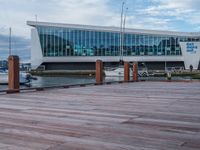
[0,81,200,150]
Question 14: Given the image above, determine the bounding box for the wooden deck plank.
[0,82,200,150]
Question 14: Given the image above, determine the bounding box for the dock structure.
[0,82,200,149]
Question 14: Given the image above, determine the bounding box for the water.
[0,76,94,91]
[29,76,96,88]
[0,76,124,90]
[0,75,199,91]
[0,75,123,91]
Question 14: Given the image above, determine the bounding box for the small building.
[27,21,200,70]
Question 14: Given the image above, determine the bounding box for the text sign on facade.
[186,43,197,53]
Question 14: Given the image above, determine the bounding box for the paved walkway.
[0,82,200,150]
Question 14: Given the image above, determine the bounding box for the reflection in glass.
[37,26,187,57]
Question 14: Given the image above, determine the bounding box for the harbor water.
[0,76,95,91]
[0,75,199,91]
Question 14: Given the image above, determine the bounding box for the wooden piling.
[7,55,20,93]
[124,62,130,82]
[133,62,138,82]
[96,60,103,85]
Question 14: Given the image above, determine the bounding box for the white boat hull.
[105,68,133,77]
[105,67,149,77]
[0,72,29,85]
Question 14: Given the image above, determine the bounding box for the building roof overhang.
[27,21,200,37]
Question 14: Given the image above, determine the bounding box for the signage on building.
[186,43,197,53]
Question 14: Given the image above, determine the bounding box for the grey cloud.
[0,34,30,61]
[0,0,200,62]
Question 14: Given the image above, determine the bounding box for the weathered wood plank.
[0,82,199,150]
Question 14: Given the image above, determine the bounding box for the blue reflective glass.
[37,26,185,57]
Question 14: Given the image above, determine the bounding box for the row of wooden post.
[96,60,138,85]
[6,56,138,93]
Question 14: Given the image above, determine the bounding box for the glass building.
[27,21,200,70]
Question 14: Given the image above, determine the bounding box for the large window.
[37,26,184,57]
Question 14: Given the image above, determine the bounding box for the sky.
[0,0,200,62]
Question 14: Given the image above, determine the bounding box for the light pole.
[35,14,38,23]
[122,7,128,61]
[9,27,12,56]
[120,1,125,62]
[35,14,38,28]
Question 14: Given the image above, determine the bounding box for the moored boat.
[104,66,133,77]
[0,68,31,85]
[104,64,149,77]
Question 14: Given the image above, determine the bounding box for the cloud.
[1,0,200,61]
[0,34,30,62]
[1,0,200,37]
[156,0,200,10]
[0,0,117,37]
[139,0,200,30]
[0,0,118,61]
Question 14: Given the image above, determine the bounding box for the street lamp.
[9,27,12,56]
[120,1,125,62]
[122,7,128,61]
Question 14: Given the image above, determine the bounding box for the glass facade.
[37,26,200,57]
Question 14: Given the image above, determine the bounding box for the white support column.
[31,28,43,69]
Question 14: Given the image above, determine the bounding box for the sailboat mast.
[9,27,11,55]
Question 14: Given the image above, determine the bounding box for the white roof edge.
[27,21,200,37]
